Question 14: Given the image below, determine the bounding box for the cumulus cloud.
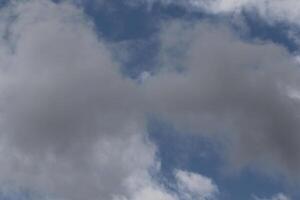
[143,20,300,177]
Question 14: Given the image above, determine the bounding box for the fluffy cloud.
[175,170,218,200]
[119,170,218,200]
[143,20,300,177]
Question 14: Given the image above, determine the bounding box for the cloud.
[175,170,219,200]
[119,178,178,200]
[117,170,218,200]
[0,1,221,200]
[253,193,290,200]
[2,0,145,153]
[0,0,299,199]
[143,20,300,178]
[0,0,157,199]
[135,0,300,26]
[69,0,300,28]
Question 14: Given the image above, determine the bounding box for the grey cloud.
[0,1,155,199]
[1,0,300,199]
[0,0,143,155]
[143,21,300,177]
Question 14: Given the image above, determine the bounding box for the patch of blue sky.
[147,118,289,200]
[240,10,299,53]
[0,188,37,200]
[0,0,8,7]
[147,117,221,179]
[80,0,158,41]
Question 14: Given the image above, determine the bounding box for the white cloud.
[175,170,218,200]
[139,0,300,26]
[254,193,290,200]
[116,169,218,200]
[121,181,178,200]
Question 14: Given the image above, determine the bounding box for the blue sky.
[0,0,300,200]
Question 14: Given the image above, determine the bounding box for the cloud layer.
[1,0,300,199]
[0,1,219,199]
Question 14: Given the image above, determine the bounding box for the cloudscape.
[0,0,300,200]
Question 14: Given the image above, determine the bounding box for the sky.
[0,0,300,200]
